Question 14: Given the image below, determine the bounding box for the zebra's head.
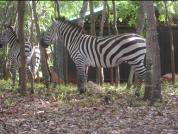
[41,20,61,48]
[0,26,15,47]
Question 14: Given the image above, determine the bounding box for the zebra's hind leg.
[12,76,16,89]
[10,67,16,89]
[30,71,34,94]
[30,76,34,94]
[27,67,34,94]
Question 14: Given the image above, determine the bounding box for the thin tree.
[1,1,13,80]
[55,0,60,18]
[78,0,88,27]
[32,1,51,88]
[77,0,88,87]
[59,2,68,85]
[18,1,26,95]
[98,1,107,85]
[112,0,120,86]
[28,2,34,45]
[89,1,101,85]
[164,1,175,85]
[53,1,68,85]
[89,1,96,36]
[143,1,162,102]
[127,1,146,89]
[106,2,114,84]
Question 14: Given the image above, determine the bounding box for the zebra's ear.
[4,25,14,31]
[51,16,55,22]
[7,26,14,31]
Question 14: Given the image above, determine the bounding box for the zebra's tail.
[33,45,41,76]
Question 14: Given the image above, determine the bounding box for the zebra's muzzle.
[0,42,3,48]
[40,39,49,48]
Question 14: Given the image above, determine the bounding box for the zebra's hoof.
[30,89,34,94]
[79,88,86,94]
[135,92,140,97]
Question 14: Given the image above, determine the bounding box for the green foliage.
[119,1,138,26]
[155,1,178,24]
[0,1,178,34]
[35,1,54,32]
[0,80,14,91]
[60,1,83,20]
[107,1,139,27]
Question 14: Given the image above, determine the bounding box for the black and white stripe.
[0,26,40,93]
[41,18,146,95]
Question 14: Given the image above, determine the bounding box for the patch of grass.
[175,80,178,85]
[0,80,14,91]
[3,98,16,108]
[0,80,177,109]
[33,83,78,102]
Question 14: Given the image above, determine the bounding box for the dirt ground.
[0,89,178,134]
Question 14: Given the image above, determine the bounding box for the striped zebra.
[0,26,41,93]
[41,18,146,96]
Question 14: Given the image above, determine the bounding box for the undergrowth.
[0,80,178,109]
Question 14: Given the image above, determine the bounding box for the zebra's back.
[77,33,146,68]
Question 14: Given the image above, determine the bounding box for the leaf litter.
[0,87,178,134]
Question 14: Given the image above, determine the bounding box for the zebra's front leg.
[30,73,34,94]
[135,76,142,97]
[76,65,88,94]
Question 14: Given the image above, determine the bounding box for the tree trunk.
[164,1,175,85]
[106,2,114,84]
[78,0,88,27]
[136,2,146,35]
[56,0,60,18]
[63,46,68,86]
[127,1,146,89]
[0,1,11,33]
[112,0,120,86]
[99,1,107,36]
[29,2,34,45]
[89,1,95,36]
[18,1,26,95]
[32,1,51,88]
[76,0,88,88]
[1,1,11,80]
[98,1,107,85]
[143,1,162,102]
[112,0,118,35]
[89,1,102,85]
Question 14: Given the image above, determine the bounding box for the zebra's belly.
[88,62,111,68]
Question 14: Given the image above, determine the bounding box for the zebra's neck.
[59,23,82,50]
[8,32,18,49]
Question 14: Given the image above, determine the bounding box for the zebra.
[0,26,41,93]
[41,18,146,96]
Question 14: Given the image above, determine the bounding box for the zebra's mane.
[6,26,19,42]
[56,16,86,33]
